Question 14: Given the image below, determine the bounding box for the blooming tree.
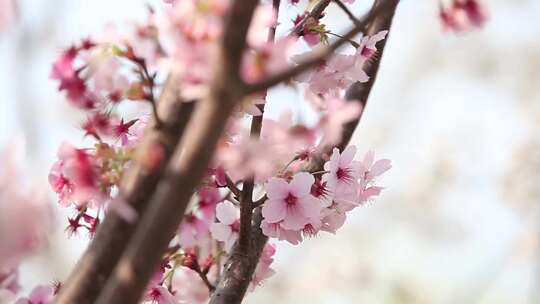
[0,0,487,303]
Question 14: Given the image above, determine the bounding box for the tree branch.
[291,0,331,35]
[244,0,394,95]
[238,0,281,256]
[54,74,194,304]
[333,0,362,27]
[93,0,260,303]
[209,1,400,303]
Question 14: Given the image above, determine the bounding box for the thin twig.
[225,174,241,198]
[333,0,362,27]
[244,0,393,95]
[325,31,360,48]
[209,2,400,304]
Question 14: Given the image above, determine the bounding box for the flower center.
[285,193,297,205]
[303,224,317,237]
[336,167,352,182]
[231,220,240,233]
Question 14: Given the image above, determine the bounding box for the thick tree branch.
[209,1,400,303]
[54,74,194,304]
[94,1,260,303]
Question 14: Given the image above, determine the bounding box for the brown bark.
[209,1,400,303]
[94,0,260,302]
[54,74,193,304]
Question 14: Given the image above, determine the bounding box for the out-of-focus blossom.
[14,285,54,304]
[440,0,488,32]
[210,201,240,251]
[0,148,52,269]
[0,0,17,33]
[241,37,296,83]
[249,243,276,291]
[172,267,210,304]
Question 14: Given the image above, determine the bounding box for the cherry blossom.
[440,0,487,32]
[262,172,321,230]
[14,285,54,304]
[144,286,176,304]
[0,153,52,269]
[249,243,276,291]
[39,0,404,298]
[210,201,240,250]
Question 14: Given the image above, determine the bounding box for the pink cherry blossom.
[260,220,303,245]
[318,96,363,145]
[323,146,360,193]
[14,285,54,304]
[1,171,52,269]
[50,47,93,108]
[440,0,487,32]
[247,4,277,48]
[172,267,210,304]
[358,150,392,184]
[49,142,105,207]
[197,186,222,220]
[241,37,296,83]
[249,243,276,290]
[322,146,363,211]
[144,286,176,304]
[210,201,240,250]
[357,30,388,59]
[0,268,20,299]
[320,207,347,234]
[179,212,210,248]
[110,118,138,145]
[261,172,321,230]
[294,52,368,96]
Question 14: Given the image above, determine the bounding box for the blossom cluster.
[6,0,396,302]
[0,147,53,303]
[440,0,487,32]
[260,146,391,244]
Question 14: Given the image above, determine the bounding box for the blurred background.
[1,0,539,303]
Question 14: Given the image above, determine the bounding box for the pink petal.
[210,223,232,242]
[289,172,315,197]
[298,196,321,219]
[279,229,303,245]
[370,159,392,177]
[321,211,347,234]
[281,205,309,230]
[215,201,238,225]
[261,199,287,223]
[260,220,280,238]
[340,145,357,166]
[362,150,374,168]
[265,178,289,199]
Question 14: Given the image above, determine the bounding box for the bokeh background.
[1,0,539,303]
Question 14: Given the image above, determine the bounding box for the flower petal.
[340,145,357,166]
[215,200,238,225]
[261,199,286,223]
[281,205,309,230]
[289,172,315,197]
[210,223,232,242]
[265,177,289,199]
